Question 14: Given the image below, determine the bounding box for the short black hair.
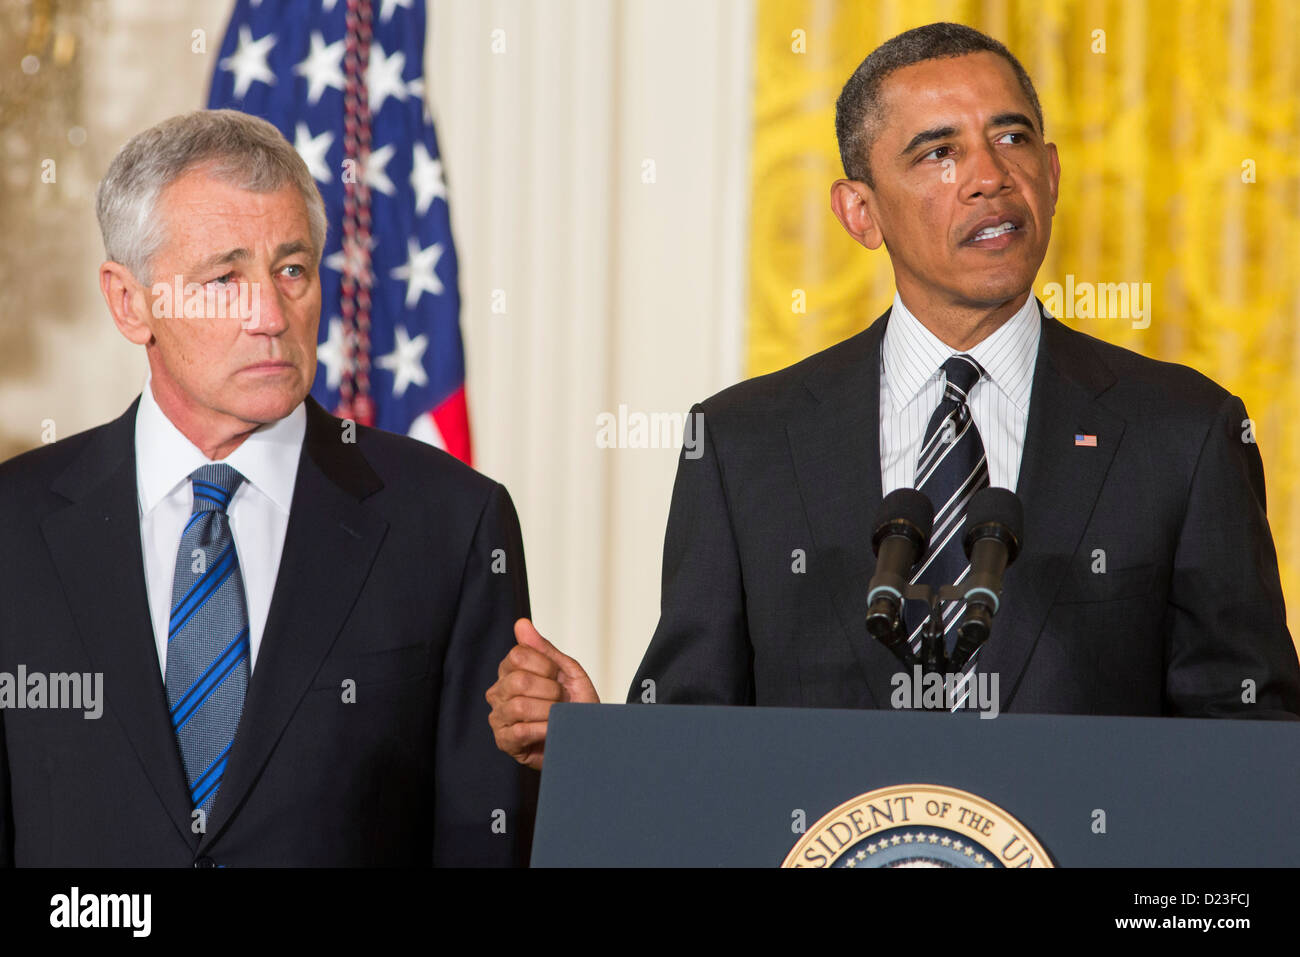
[835,22,1045,188]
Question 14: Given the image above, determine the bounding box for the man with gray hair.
[0,109,537,866]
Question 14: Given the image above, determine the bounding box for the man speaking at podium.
[487,22,1300,765]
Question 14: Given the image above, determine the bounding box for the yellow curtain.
[748,0,1300,641]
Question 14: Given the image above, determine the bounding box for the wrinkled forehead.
[155,169,311,265]
[874,52,1035,143]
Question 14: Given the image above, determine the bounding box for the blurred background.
[3,0,1298,700]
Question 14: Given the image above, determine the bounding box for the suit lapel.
[199,397,387,851]
[40,398,199,850]
[787,310,897,707]
[979,307,1123,710]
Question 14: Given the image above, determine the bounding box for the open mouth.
[963,218,1023,247]
[971,222,1017,241]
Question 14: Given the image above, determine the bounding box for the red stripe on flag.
[431,386,472,465]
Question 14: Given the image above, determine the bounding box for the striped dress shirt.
[879,291,1042,495]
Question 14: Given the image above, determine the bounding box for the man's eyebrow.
[900,125,958,156]
[189,241,312,275]
[988,111,1038,133]
[899,112,1039,157]
[274,240,312,260]
[191,247,250,274]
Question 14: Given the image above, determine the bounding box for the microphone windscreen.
[964,487,1024,541]
[874,488,935,541]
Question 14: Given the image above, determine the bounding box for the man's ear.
[830,179,884,250]
[99,261,154,346]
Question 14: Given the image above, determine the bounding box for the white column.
[428,0,753,698]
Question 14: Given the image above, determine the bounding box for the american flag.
[207,0,472,463]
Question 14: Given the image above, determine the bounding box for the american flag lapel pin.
[1075,433,1098,447]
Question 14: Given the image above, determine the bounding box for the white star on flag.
[220,25,277,99]
[316,317,347,389]
[294,123,334,183]
[364,143,397,196]
[293,31,345,105]
[390,237,444,307]
[377,325,429,397]
[411,143,446,215]
[367,43,408,114]
[380,0,414,23]
[325,235,377,285]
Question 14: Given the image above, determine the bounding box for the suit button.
[194,857,217,868]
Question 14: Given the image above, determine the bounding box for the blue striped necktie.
[905,355,990,709]
[164,463,250,816]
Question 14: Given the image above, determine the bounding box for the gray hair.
[835,22,1045,189]
[95,109,327,286]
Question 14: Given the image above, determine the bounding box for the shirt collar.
[134,374,307,516]
[882,290,1041,414]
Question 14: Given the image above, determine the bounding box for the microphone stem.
[920,596,947,682]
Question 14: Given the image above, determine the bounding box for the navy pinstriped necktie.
[904,354,990,709]
[164,464,250,816]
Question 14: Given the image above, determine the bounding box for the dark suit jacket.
[630,303,1300,717]
[0,395,538,865]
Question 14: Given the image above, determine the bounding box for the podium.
[530,703,1300,867]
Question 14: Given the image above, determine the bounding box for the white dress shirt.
[135,376,306,676]
[879,291,1042,494]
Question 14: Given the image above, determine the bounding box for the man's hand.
[486,618,599,770]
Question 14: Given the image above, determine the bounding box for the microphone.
[949,487,1024,671]
[866,489,934,655]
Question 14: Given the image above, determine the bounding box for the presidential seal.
[781,784,1053,868]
